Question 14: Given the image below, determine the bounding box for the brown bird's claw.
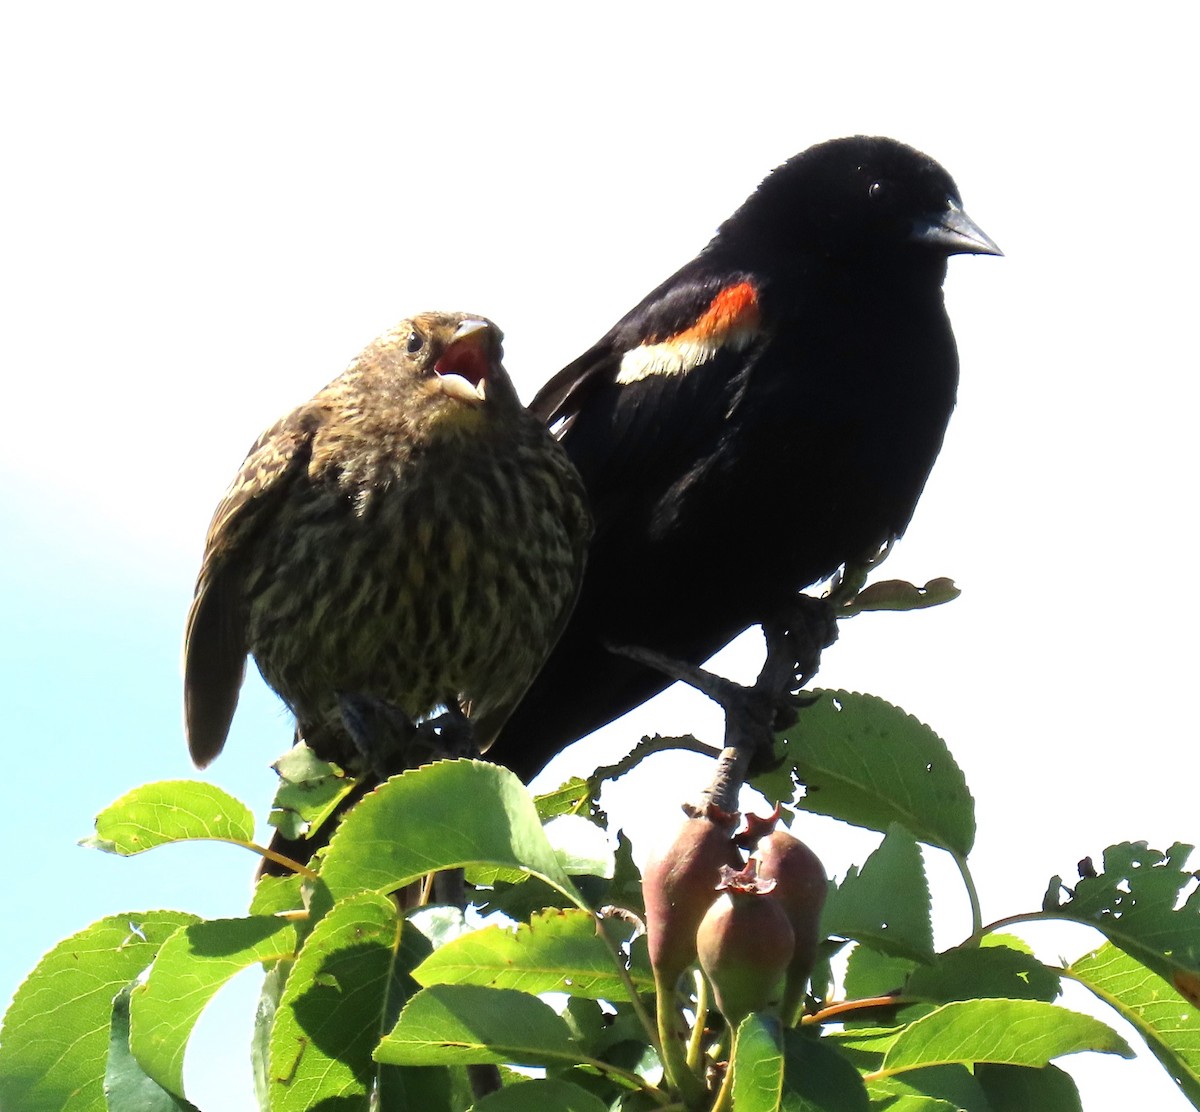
[419,704,480,761]
[337,693,426,779]
[338,695,480,779]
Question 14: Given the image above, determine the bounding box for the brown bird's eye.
[406,331,424,354]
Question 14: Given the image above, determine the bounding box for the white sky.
[1,3,1197,1109]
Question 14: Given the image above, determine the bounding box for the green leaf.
[534,777,594,820]
[254,963,287,1111]
[471,1076,608,1111]
[544,814,615,877]
[866,1099,959,1112]
[106,985,201,1112]
[561,997,647,1060]
[879,999,1132,1076]
[606,830,646,915]
[822,825,935,962]
[377,985,578,1068]
[267,743,358,840]
[906,945,1061,1003]
[844,946,917,1000]
[781,1030,871,1111]
[0,910,198,1112]
[82,780,255,854]
[267,891,435,1111]
[980,932,1037,955]
[733,1014,785,1111]
[1067,940,1200,1104]
[866,1063,990,1111]
[379,1062,458,1112]
[759,691,975,857]
[822,1026,903,1073]
[319,760,579,905]
[1044,841,1200,987]
[465,862,533,887]
[469,874,575,922]
[413,907,650,1001]
[130,915,299,1095]
[840,947,921,1029]
[975,1063,1082,1112]
[249,873,307,918]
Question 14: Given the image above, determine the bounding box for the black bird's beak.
[435,318,492,404]
[911,199,1003,257]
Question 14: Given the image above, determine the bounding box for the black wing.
[488,266,773,777]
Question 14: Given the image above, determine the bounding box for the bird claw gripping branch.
[339,694,481,781]
[609,596,836,814]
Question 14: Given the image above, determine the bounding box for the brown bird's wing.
[183,405,325,766]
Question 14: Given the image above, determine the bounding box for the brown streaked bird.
[183,311,592,774]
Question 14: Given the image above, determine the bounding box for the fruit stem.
[686,969,710,1073]
[709,1044,736,1112]
[653,968,708,1108]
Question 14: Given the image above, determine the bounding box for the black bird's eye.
[406,331,424,355]
[868,180,889,203]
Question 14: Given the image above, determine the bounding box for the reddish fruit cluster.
[643,805,828,1026]
[642,802,741,989]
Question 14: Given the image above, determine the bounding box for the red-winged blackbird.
[183,312,591,773]
[487,136,1000,781]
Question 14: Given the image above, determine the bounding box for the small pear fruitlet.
[753,829,828,1017]
[696,862,795,1027]
[643,802,741,987]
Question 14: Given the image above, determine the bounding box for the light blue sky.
[2,4,1196,1109]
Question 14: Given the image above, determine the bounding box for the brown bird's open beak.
[435,319,493,404]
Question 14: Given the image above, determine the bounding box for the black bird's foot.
[766,593,840,731]
[605,642,781,787]
[604,641,745,710]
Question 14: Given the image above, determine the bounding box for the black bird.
[486,136,999,781]
[184,311,591,775]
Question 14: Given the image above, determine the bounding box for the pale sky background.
[2,4,1197,1109]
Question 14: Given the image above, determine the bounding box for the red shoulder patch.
[670,282,761,346]
[617,282,762,385]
